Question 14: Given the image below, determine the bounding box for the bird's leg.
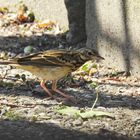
[40,80,53,98]
[52,80,72,99]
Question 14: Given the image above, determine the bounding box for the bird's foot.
[54,90,76,103]
[53,95,76,103]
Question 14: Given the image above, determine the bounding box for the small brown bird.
[0,48,104,99]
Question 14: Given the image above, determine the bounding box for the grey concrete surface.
[86,0,140,76]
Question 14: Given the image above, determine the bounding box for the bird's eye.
[87,51,92,55]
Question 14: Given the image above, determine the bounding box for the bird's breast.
[18,65,72,81]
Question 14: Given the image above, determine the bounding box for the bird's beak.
[98,55,104,60]
[95,55,104,62]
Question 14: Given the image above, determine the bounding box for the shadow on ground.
[0,33,69,54]
[0,119,138,140]
[0,79,140,109]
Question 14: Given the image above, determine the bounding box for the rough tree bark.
[64,0,87,45]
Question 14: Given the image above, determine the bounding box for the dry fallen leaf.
[37,20,55,30]
[17,4,34,23]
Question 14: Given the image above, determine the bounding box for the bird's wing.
[17,50,76,67]
[0,49,83,70]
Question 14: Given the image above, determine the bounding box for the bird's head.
[78,48,104,62]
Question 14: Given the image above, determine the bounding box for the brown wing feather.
[0,49,85,70]
[17,50,74,67]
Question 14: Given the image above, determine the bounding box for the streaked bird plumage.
[0,48,104,100]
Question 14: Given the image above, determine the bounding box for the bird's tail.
[0,60,18,66]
